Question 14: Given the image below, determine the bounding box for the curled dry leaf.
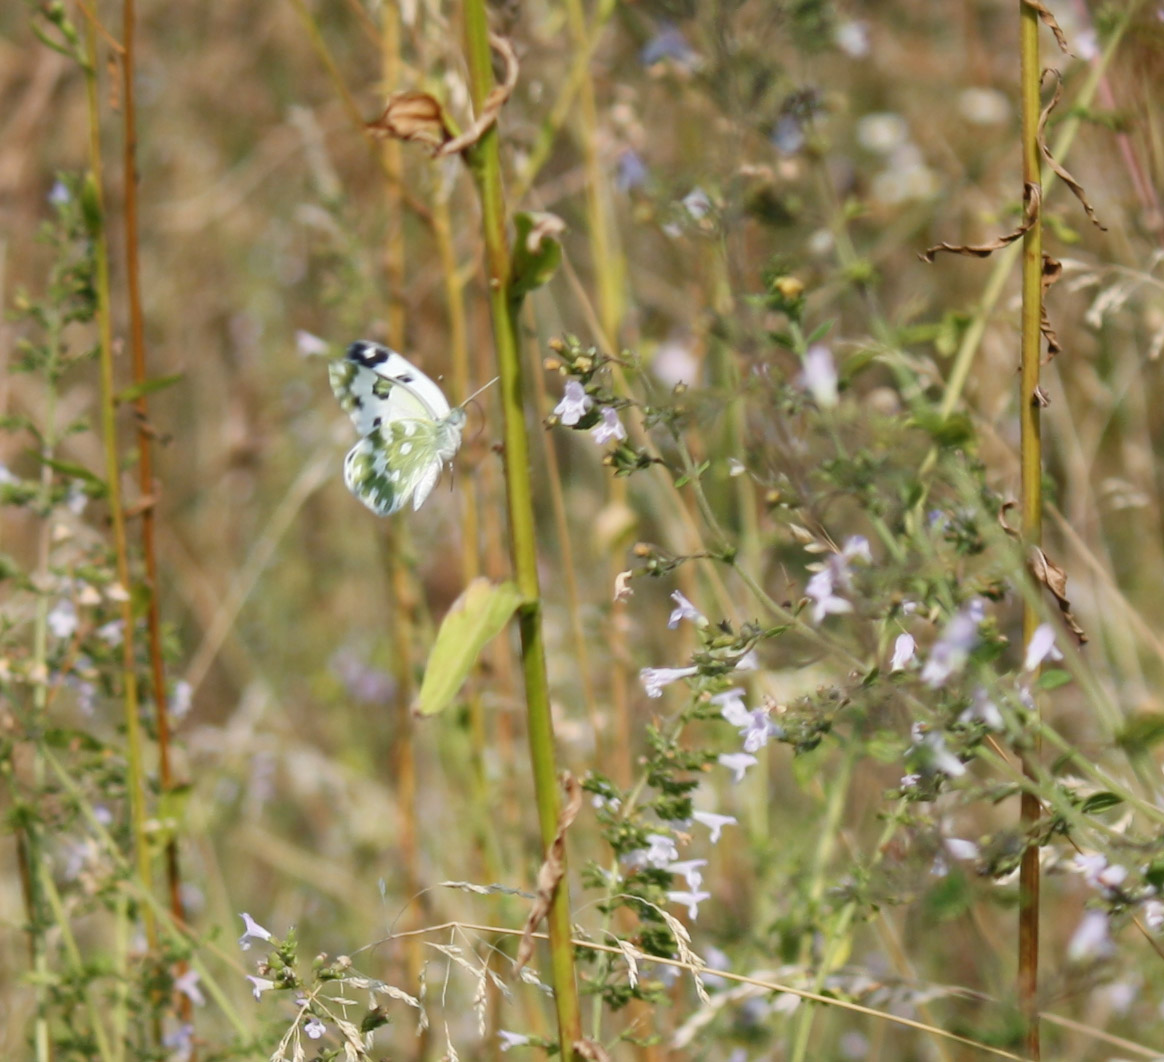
[522,211,567,254]
[514,772,583,972]
[367,91,452,153]
[1028,545,1088,644]
[921,183,1040,263]
[1041,254,1063,359]
[1038,70,1107,231]
[1024,0,1071,54]
[437,33,519,157]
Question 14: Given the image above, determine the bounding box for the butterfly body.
[330,340,465,515]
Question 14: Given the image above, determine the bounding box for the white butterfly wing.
[330,340,452,436]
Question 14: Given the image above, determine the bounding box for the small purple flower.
[238,912,273,951]
[802,345,838,408]
[553,380,593,426]
[740,708,780,753]
[681,188,712,221]
[641,25,698,68]
[959,688,1003,730]
[805,568,851,625]
[891,633,916,672]
[1023,623,1063,671]
[246,975,275,1000]
[667,859,707,892]
[48,180,70,205]
[499,1030,531,1051]
[304,1017,326,1040]
[295,330,329,357]
[1067,909,1113,961]
[718,752,758,783]
[591,406,627,445]
[645,833,679,867]
[713,688,750,727]
[771,114,805,155]
[47,600,78,640]
[921,599,985,688]
[692,810,736,843]
[174,968,205,1007]
[615,149,649,192]
[668,888,712,920]
[667,590,706,630]
[640,665,698,699]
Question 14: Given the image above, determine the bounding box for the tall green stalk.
[1017,3,1043,1057]
[460,5,581,1057]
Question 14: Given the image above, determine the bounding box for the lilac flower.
[712,688,750,727]
[295,330,329,357]
[330,648,395,705]
[591,406,627,445]
[1068,909,1113,962]
[1023,623,1063,671]
[499,1031,531,1051]
[304,1018,326,1040]
[1143,899,1164,932]
[640,24,698,68]
[692,810,736,843]
[802,345,838,408]
[1074,852,1127,895]
[96,620,124,647]
[246,976,276,999]
[718,752,758,783]
[170,680,193,720]
[834,20,870,57]
[553,380,593,426]
[47,600,78,640]
[640,665,698,699]
[805,567,851,625]
[174,968,205,1007]
[615,149,649,192]
[944,838,979,861]
[163,1023,194,1062]
[842,536,872,563]
[740,709,781,753]
[682,188,712,221]
[238,912,273,951]
[668,888,712,920]
[959,688,1004,730]
[645,833,679,867]
[771,114,805,155]
[667,859,708,891]
[921,599,985,688]
[890,633,916,672]
[48,180,70,205]
[667,590,706,630]
[908,727,967,778]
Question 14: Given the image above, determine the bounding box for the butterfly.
[329,340,467,515]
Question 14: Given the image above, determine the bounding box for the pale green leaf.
[414,578,524,716]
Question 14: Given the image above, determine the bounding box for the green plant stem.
[460,6,581,1058]
[1017,4,1043,1058]
[84,1,158,973]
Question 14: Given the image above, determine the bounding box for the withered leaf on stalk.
[1024,0,1071,54]
[437,33,519,157]
[367,91,452,153]
[1040,254,1063,359]
[1038,70,1107,231]
[514,772,582,973]
[574,1040,613,1062]
[921,183,1040,263]
[1028,544,1088,644]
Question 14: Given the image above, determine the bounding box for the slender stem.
[84,16,158,1028]
[1017,4,1043,1057]
[461,6,581,1057]
[121,0,189,1016]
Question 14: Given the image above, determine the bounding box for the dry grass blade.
[1038,69,1107,231]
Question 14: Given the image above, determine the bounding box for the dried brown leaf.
[514,773,582,972]
[1024,0,1071,53]
[1040,254,1063,359]
[1038,70,1107,231]
[921,183,1040,263]
[366,91,452,153]
[1028,545,1088,644]
[438,33,519,157]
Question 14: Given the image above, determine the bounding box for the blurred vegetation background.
[3,0,1164,1058]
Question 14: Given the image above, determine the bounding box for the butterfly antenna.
[463,375,501,406]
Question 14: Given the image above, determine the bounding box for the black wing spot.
[348,340,390,366]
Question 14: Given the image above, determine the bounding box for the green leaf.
[33,454,104,488]
[1034,668,1072,691]
[414,578,525,717]
[511,212,564,298]
[1080,791,1123,815]
[1116,712,1164,755]
[115,373,184,405]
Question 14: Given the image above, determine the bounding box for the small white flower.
[171,680,193,720]
[1143,899,1164,932]
[304,1018,326,1040]
[499,1030,531,1051]
[842,536,872,563]
[682,187,712,220]
[802,344,838,408]
[639,665,698,699]
[667,590,706,630]
[692,810,736,843]
[668,888,712,920]
[295,330,329,357]
[667,859,708,891]
[713,688,750,728]
[1068,909,1112,962]
[96,620,124,646]
[741,709,780,753]
[945,838,979,861]
[590,406,627,445]
[48,180,71,205]
[645,833,679,867]
[238,912,273,951]
[48,600,78,640]
[959,688,1004,730]
[246,976,276,1000]
[1023,623,1063,672]
[890,633,916,672]
[921,599,984,688]
[834,19,870,57]
[553,380,593,426]
[718,752,758,783]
